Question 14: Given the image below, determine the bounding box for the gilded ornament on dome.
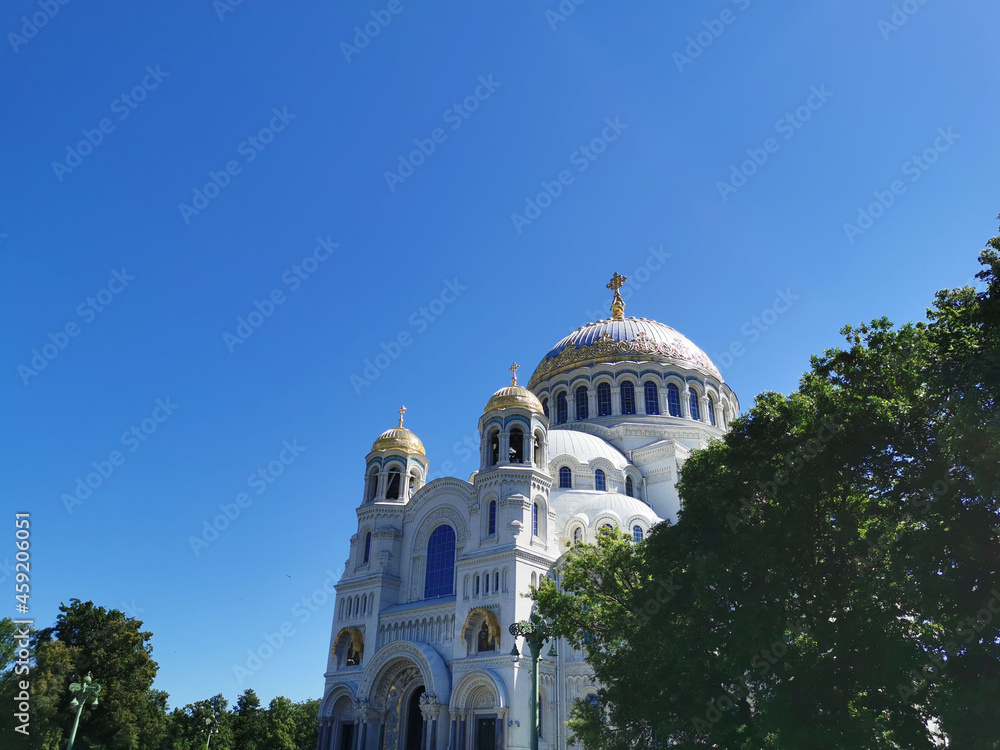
[528,328,720,387]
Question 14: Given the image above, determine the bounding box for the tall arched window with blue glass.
[644,382,660,415]
[666,383,682,417]
[689,388,701,421]
[424,524,456,598]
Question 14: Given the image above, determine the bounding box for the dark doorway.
[476,718,496,750]
[338,722,354,750]
[404,687,425,750]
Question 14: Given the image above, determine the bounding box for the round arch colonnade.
[317,642,509,750]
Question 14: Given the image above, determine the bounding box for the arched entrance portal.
[404,687,424,750]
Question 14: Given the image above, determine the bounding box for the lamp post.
[509,612,555,750]
[204,713,219,748]
[66,672,101,750]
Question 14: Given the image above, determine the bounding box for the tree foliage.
[536,234,1000,749]
[0,603,320,749]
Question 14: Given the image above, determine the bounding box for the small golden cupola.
[371,406,425,456]
[479,363,548,471]
[364,406,426,503]
[483,362,545,415]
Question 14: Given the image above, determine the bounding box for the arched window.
[474,574,480,597]
[483,572,489,594]
[644,382,660,415]
[575,386,589,420]
[489,430,500,466]
[509,427,524,463]
[596,382,612,416]
[408,470,420,497]
[494,570,500,591]
[595,469,606,492]
[559,466,572,489]
[424,525,456,598]
[666,383,681,417]
[573,527,582,545]
[633,525,644,543]
[386,468,401,499]
[708,396,716,426]
[362,532,372,565]
[620,381,636,415]
[364,469,378,502]
[600,523,614,534]
[556,392,568,424]
[689,388,701,421]
[488,500,497,536]
[541,398,549,418]
[625,476,634,497]
[532,502,540,536]
[533,432,543,466]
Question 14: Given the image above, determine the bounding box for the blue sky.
[1,0,997,709]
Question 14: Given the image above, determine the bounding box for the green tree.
[231,689,266,750]
[536,239,1000,749]
[262,696,299,750]
[163,693,232,750]
[288,698,320,750]
[31,599,168,750]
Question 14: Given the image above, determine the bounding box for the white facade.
[317,311,738,750]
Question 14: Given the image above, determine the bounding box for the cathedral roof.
[483,384,544,415]
[552,490,662,530]
[371,427,425,456]
[528,317,721,387]
[370,407,424,455]
[548,429,630,469]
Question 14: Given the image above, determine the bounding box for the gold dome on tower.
[371,406,425,455]
[483,362,545,415]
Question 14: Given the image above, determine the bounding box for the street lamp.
[509,612,554,750]
[66,672,101,750]
[204,714,219,749]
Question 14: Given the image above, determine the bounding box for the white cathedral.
[316,276,739,750]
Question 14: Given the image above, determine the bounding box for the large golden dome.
[371,406,425,455]
[484,384,544,415]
